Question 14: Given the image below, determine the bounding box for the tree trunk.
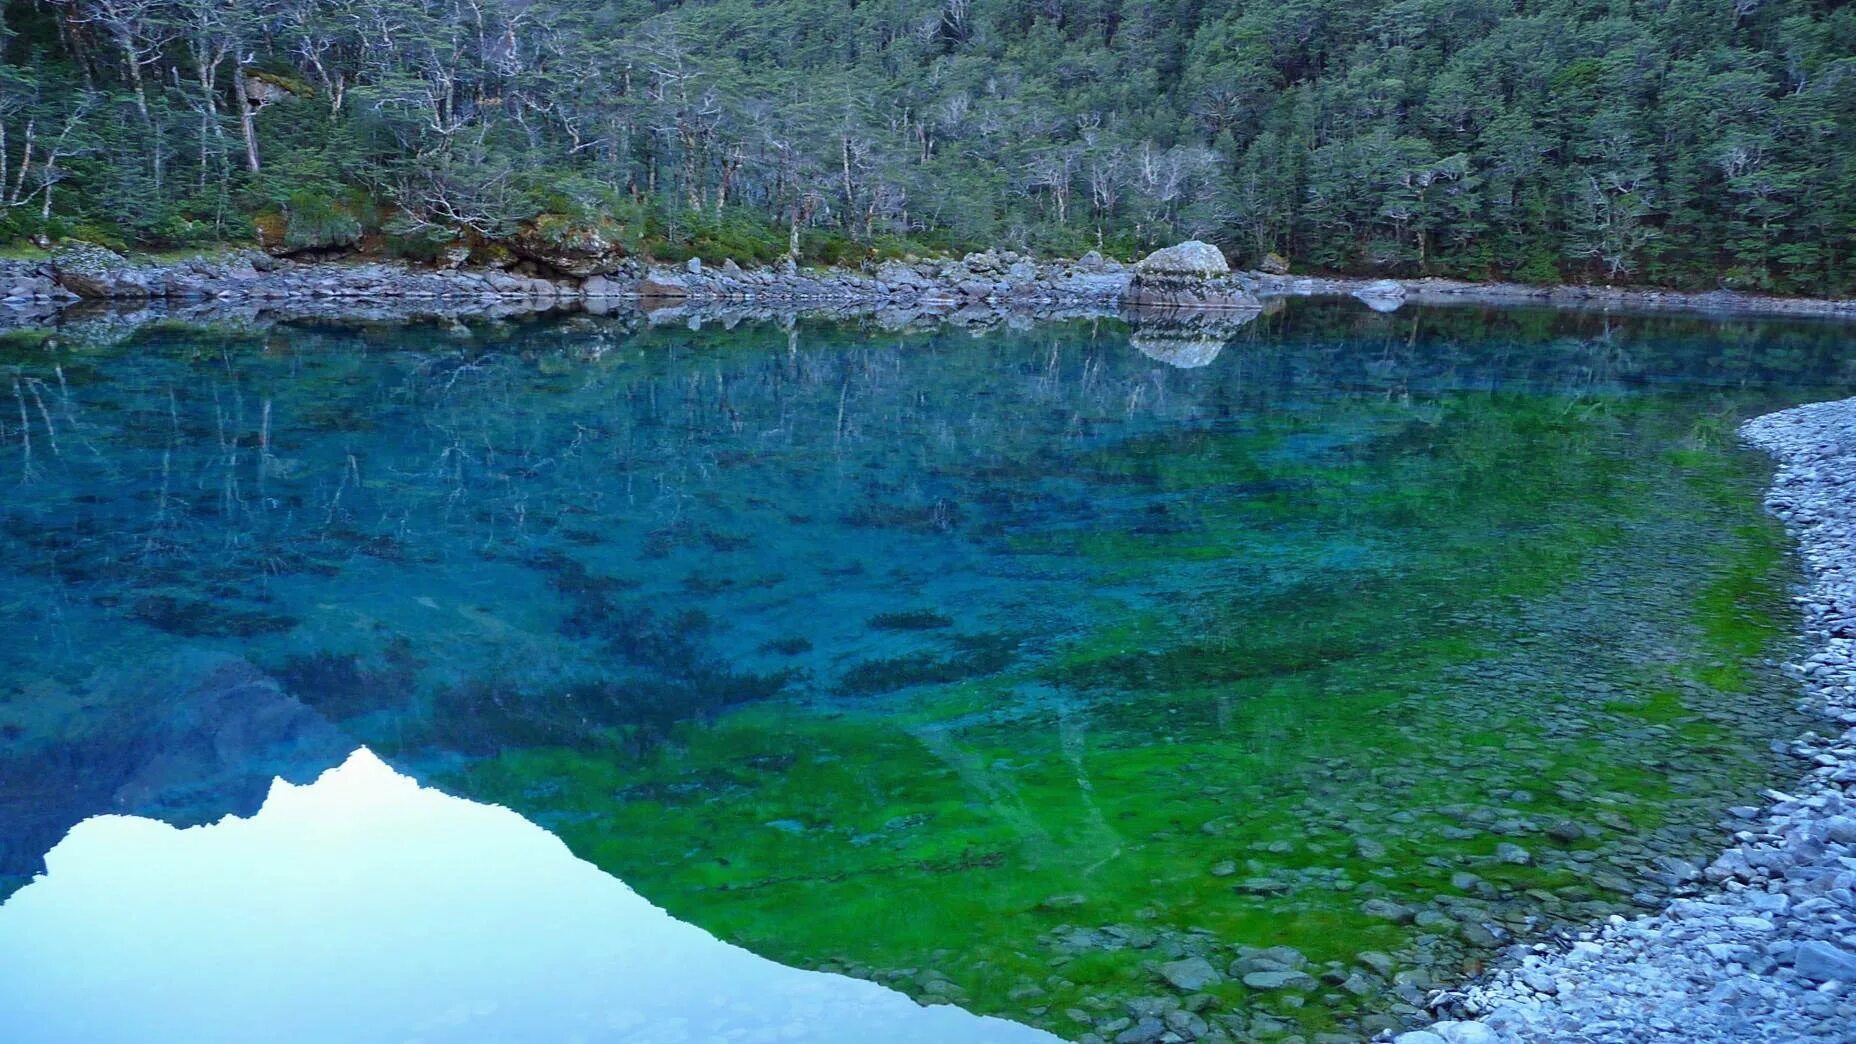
[11,119,33,206]
[232,66,262,173]
[840,136,855,229]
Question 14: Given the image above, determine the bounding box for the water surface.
[0,301,1849,1040]
[0,748,1050,1042]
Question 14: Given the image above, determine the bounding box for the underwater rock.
[1156,957,1222,992]
[1546,820,1587,843]
[1494,842,1533,865]
[1361,899,1417,924]
[1241,969,1317,991]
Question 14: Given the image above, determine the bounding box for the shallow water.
[0,301,1851,1040]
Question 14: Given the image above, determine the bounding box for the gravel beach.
[1399,398,1856,1044]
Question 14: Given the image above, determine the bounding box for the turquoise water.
[0,302,1851,1039]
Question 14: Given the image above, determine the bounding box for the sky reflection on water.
[0,748,1054,1044]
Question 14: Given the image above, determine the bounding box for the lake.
[0,300,1849,1041]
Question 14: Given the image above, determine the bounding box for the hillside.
[2,0,1853,293]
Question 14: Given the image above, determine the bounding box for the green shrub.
[1513,253,1562,286]
[283,191,362,250]
[381,214,457,262]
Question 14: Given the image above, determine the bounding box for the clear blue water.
[0,301,1850,1040]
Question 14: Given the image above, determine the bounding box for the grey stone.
[1494,842,1533,865]
[1794,941,1856,983]
[1241,970,1316,991]
[1157,957,1222,992]
[1133,241,1228,278]
[1361,899,1415,923]
[1113,1015,1166,1044]
[1431,1022,1502,1044]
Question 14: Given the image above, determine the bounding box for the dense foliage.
[2,0,1853,290]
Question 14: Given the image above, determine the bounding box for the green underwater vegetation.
[447,388,1821,1038]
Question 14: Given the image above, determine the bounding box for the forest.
[1,0,1853,292]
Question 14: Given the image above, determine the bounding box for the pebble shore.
[1399,398,1856,1044]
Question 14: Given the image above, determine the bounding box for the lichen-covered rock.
[1259,252,1291,275]
[1134,240,1229,278]
[50,242,150,298]
[1126,241,1258,310]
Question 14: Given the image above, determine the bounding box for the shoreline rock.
[1403,398,1856,1042]
[13,243,1856,328]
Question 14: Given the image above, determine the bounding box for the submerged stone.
[1157,957,1223,992]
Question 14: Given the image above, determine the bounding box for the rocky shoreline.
[8,241,1856,324]
[1398,399,1856,1044]
[1255,274,1856,322]
[0,239,1261,316]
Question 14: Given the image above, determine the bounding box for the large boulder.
[50,242,151,298]
[506,215,628,277]
[1134,240,1229,278]
[1126,240,1258,309]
